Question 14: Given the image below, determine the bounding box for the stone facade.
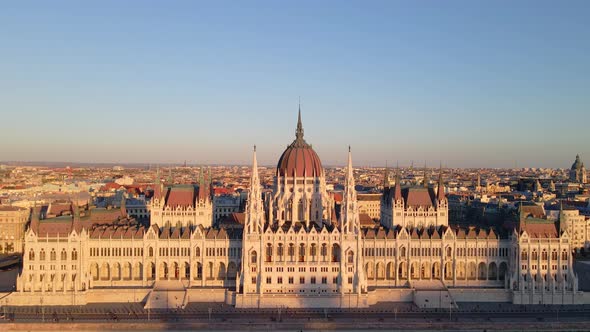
[0,206,29,254]
[8,112,585,308]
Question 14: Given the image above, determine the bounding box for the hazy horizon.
[1,1,589,168]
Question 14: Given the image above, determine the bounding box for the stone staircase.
[411,280,457,309]
[144,280,188,309]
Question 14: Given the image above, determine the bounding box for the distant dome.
[277,110,323,177]
[571,154,583,170]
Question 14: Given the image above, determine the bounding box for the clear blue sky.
[1,1,589,168]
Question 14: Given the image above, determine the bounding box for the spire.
[342,146,358,234]
[246,145,263,234]
[120,194,127,217]
[423,161,429,188]
[292,105,309,148]
[383,161,390,188]
[437,163,445,201]
[394,165,402,201]
[252,145,259,178]
[199,166,204,186]
[345,146,354,188]
[167,168,173,184]
[154,166,162,199]
[296,106,304,140]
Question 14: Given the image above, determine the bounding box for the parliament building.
[9,111,583,308]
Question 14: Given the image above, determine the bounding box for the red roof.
[166,187,196,208]
[277,145,323,177]
[213,187,234,195]
[404,188,433,208]
[524,223,558,238]
[276,111,323,177]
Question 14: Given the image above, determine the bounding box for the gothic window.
[310,244,317,261]
[61,249,67,261]
[265,244,273,262]
[148,247,154,257]
[321,244,328,260]
[299,244,305,262]
[288,244,295,261]
[521,250,528,260]
[40,249,46,261]
[298,199,304,221]
[195,246,200,257]
[277,244,284,261]
[400,246,406,257]
[251,250,257,264]
[50,249,57,261]
[332,244,340,262]
[347,250,354,264]
[29,249,35,261]
[446,247,452,257]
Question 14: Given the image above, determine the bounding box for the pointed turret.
[198,166,208,202]
[120,194,127,217]
[341,146,359,234]
[154,167,162,199]
[382,163,390,189]
[423,162,429,188]
[245,145,264,234]
[394,167,402,201]
[437,165,445,201]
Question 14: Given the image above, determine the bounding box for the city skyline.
[1,1,589,167]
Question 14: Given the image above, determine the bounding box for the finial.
[293,105,307,147]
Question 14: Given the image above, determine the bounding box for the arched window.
[446,247,452,257]
[400,246,406,257]
[251,250,257,264]
[29,249,35,261]
[61,249,67,260]
[332,244,340,262]
[310,244,317,261]
[298,244,305,262]
[195,247,200,257]
[50,249,57,261]
[288,244,295,261]
[148,247,154,257]
[72,249,78,260]
[321,244,328,260]
[277,244,284,261]
[40,249,46,261]
[521,250,528,260]
[265,244,273,262]
[347,251,354,264]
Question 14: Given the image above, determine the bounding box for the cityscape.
[1,1,590,331]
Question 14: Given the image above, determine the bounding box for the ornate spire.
[342,146,358,234]
[423,161,429,188]
[394,165,402,201]
[437,163,445,201]
[246,145,263,234]
[199,166,204,186]
[292,106,309,148]
[383,161,390,188]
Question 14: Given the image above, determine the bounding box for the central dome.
[277,110,323,177]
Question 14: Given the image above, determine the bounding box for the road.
[2,302,590,331]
